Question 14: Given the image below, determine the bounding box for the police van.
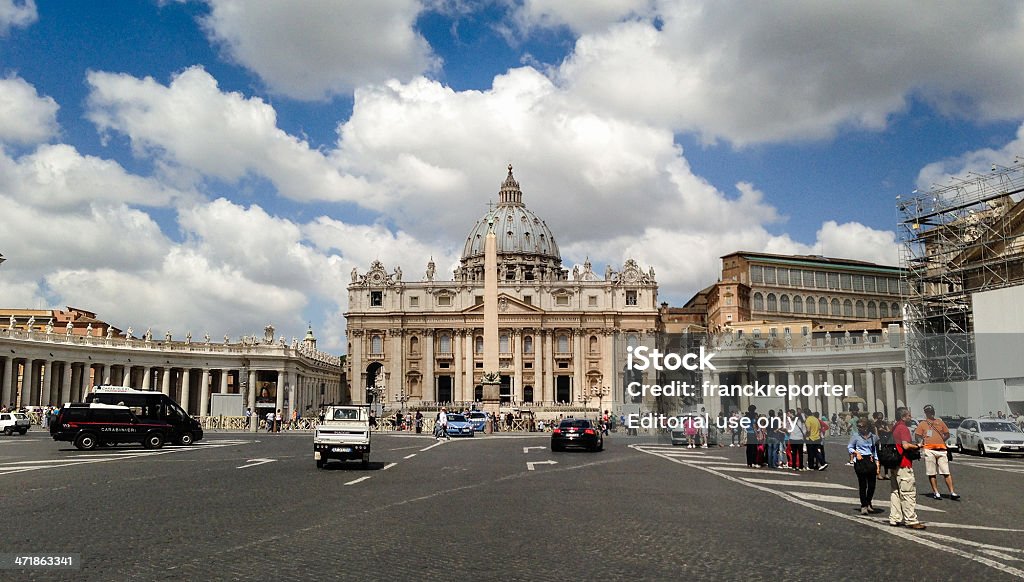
[85,386,204,445]
[51,403,172,450]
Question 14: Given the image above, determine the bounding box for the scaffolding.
[898,158,1024,384]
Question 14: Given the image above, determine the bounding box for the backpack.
[877,431,903,469]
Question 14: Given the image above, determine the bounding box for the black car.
[551,418,603,452]
[50,403,173,450]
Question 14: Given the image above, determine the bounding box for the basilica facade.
[345,167,660,410]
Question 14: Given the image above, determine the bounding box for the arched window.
[843,299,853,317]
[891,302,900,317]
[557,334,569,352]
[523,335,533,354]
[831,299,840,316]
[780,295,790,313]
[439,333,452,354]
[855,300,865,318]
[867,301,877,318]
[370,335,383,354]
[766,293,777,312]
[819,297,828,314]
[880,302,890,318]
[499,334,509,352]
[475,336,484,354]
[793,295,803,313]
[523,385,534,403]
[752,292,764,311]
[409,336,419,355]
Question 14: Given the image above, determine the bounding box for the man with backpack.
[884,407,925,529]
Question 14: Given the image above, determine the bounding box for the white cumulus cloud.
[0,0,36,35]
[0,75,58,145]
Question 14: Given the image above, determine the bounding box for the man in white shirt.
[436,407,450,441]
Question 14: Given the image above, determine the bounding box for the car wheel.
[978,444,986,456]
[143,432,164,449]
[178,432,194,446]
[316,459,325,469]
[2,427,11,436]
[74,432,98,451]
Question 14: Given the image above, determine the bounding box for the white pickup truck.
[313,405,371,469]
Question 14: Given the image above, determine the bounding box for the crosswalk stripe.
[788,491,946,512]
[743,478,855,490]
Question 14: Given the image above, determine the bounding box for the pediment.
[461,293,545,314]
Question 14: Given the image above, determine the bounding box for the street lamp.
[591,385,611,417]
[394,389,409,413]
[367,384,384,417]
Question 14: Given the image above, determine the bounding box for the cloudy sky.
[2,0,1024,351]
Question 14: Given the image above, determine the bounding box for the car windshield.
[943,418,962,430]
[980,422,1021,433]
[559,419,591,429]
[332,409,360,421]
[447,414,467,423]
[468,412,486,418]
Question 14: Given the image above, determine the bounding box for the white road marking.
[381,462,397,471]
[743,478,855,490]
[344,476,372,486]
[420,441,444,452]
[523,446,545,453]
[0,440,250,477]
[895,521,1024,532]
[787,491,945,512]
[527,460,557,471]
[236,458,276,469]
[403,453,416,459]
[631,444,1024,579]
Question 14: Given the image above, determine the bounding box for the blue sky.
[3,0,1024,351]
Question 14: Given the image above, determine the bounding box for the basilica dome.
[458,166,564,281]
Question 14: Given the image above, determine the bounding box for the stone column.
[865,368,876,416]
[423,330,434,402]
[80,363,92,399]
[453,330,463,403]
[101,364,111,385]
[220,369,229,394]
[141,366,152,390]
[844,369,856,415]
[42,360,53,406]
[706,370,721,418]
[180,368,192,415]
[602,331,615,409]
[161,367,172,396]
[60,362,73,404]
[542,331,554,404]
[248,369,258,432]
[69,363,82,402]
[825,370,837,414]
[21,360,35,407]
[1,357,12,408]
[463,331,474,402]
[122,365,132,387]
[536,329,544,401]
[275,369,286,414]
[349,331,363,404]
[573,330,584,403]
[199,368,210,416]
[885,368,897,418]
[512,330,523,403]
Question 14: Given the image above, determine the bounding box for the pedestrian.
[684,415,697,448]
[766,410,781,469]
[395,410,403,431]
[265,410,274,432]
[888,407,925,529]
[875,416,892,480]
[805,410,827,470]
[730,411,741,447]
[788,409,806,471]
[415,410,423,434]
[849,418,882,515]
[275,408,282,433]
[244,407,252,428]
[915,405,960,500]
[744,405,759,467]
[436,407,450,441]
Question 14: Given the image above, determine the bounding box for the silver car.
[956,418,1024,456]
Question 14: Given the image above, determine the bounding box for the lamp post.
[367,384,384,418]
[394,389,409,414]
[591,385,611,417]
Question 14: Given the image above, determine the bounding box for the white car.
[0,411,32,435]
[956,418,1024,456]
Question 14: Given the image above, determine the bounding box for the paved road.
[1,430,1022,580]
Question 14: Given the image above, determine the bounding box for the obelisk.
[481,212,501,414]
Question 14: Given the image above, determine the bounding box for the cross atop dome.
[498,164,523,206]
